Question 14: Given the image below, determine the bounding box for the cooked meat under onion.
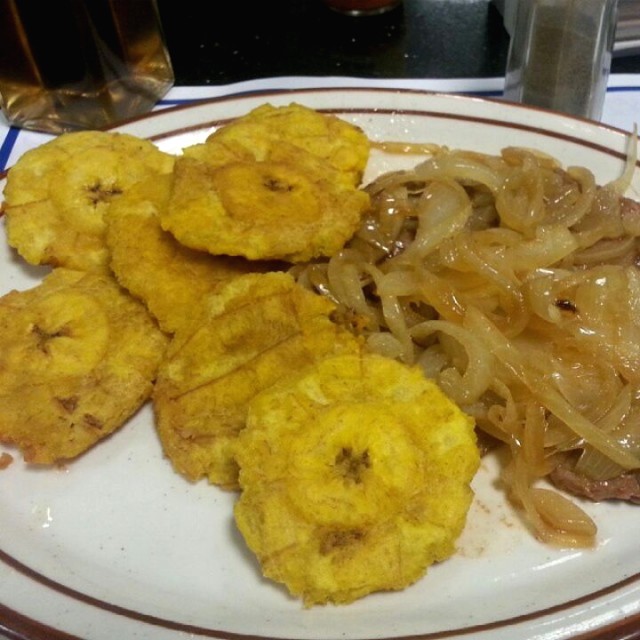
[294,143,640,547]
[550,454,640,504]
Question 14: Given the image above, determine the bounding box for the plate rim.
[1,85,639,640]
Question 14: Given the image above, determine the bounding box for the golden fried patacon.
[0,268,168,464]
[234,352,480,606]
[187,102,370,186]
[3,131,174,272]
[161,144,370,262]
[105,173,269,334]
[153,271,362,488]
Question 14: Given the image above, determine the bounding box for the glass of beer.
[0,0,174,134]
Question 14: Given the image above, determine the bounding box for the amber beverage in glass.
[0,0,174,133]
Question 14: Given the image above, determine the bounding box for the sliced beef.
[550,462,640,504]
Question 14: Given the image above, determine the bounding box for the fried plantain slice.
[186,102,370,186]
[3,131,174,272]
[234,352,480,606]
[0,268,168,464]
[105,173,272,335]
[153,271,362,489]
[161,144,370,262]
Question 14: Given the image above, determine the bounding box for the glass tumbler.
[503,0,619,120]
[0,0,174,134]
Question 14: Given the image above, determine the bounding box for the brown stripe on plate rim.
[104,86,639,167]
[1,88,640,639]
[0,546,639,640]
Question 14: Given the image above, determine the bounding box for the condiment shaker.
[503,0,619,120]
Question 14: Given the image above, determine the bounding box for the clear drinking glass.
[0,0,174,134]
[503,0,619,120]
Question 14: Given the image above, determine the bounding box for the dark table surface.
[157,0,640,87]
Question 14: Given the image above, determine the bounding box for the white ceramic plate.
[1,88,639,640]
